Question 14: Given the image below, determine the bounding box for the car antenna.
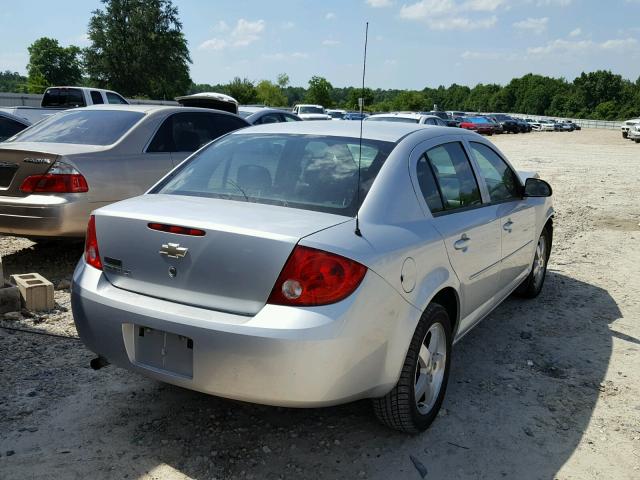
[355,21,369,238]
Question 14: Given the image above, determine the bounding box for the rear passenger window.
[255,113,281,125]
[0,117,26,141]
[419,142,481,212]
[147,113,247,153]
[90,91,104,104]
[469,142,520,202]
[106,92,128,104]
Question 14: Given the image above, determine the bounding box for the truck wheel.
[372,303,452,433]
[622,131,628,138]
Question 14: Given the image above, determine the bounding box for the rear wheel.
[372,303,452,433]
[634,139,640,144]
[516,228,550,298]
[622,131,628,139]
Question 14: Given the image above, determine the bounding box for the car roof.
[0,110,31,125]
[230,119,454,143]
[368,112,426,120]
[73,104,242,117]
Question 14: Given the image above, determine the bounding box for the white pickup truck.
[0,86,129,124]
[621,118,640,139]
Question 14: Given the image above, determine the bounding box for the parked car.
[366,112,448,126]
[0,86,128,124]
[567,120,581,131]
[0,105,249,238]
[513,117,532,133]
[0,111,30,142]
[621,118,640,138]
[343,112,369,121]
[628,124,640,143]
[487,114,519,133]
[72,121,553,433]
[326,109,347,120]
[292,104,332,120]
[483,116,503,134]
[176,92,239,114]
[525,119,541,131]
[421,111,459,127]
[538,120,556,132]
[458,116,494,135]
[238,107,301,125]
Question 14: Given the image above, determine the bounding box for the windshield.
[9,109,144,145]
[299,106,325,114]
[366,116,419,124]
[468,117,490,124]
[152,133,396,216]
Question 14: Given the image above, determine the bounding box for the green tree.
[305,76,333,107]
[256,79,287,106]
[225,77,257,104]
[346,87,374,110]
[84,0,191,98]
[276,73,290,89]
[26,37,82,93]
[0,71,28,93]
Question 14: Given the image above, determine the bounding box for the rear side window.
[9,110,144,145]
[106,92,128,104]
[283,114,300,122]
[0,117,27,141]
[469,142,520,202]
[90,91,104,104]
[419,142,481,212]
[254,113,281,125]
[148,112,247,153]
[41,88,86,108]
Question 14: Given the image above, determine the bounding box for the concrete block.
[0,283,21,314]
[10,273,54,311]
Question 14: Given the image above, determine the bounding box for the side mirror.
[523,177,552,197]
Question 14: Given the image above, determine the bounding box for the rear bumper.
[0,194,90,237]
[71,259,422,407]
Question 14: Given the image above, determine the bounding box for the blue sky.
[1,0,639,89]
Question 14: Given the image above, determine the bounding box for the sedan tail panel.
[95,194,350,315]
[0,149,59,196]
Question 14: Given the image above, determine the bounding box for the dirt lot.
[1,129,639,480]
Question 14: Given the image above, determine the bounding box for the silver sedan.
[0,105,248,238]
[72,121,553,432]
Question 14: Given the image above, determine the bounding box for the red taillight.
[267,246,367,307]
[20,161,88,193]
[20,173,89,193]
[148,223,205,236]
[85,215,102,270]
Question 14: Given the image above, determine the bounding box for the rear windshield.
[42,88,86,108]
[152,134,396,216]
[367,116,419,124]
[9,110,144,145]
[298,106,324,114]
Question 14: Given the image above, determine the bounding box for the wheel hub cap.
[415,323,447,415]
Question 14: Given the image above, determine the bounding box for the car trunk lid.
[94,194,350,315]
[0,148,59,196]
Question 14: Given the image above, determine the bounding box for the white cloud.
[533,0,572,6]
[569,27,581,37]
[322,39,341,46]
[399,0,503,30]
[461,50,519,61]
[325,12,336,20]
[281,21,295,29]
[262,51,309,60]
[366,0,393,7]
[213,21,229,33]
[527,37,637,55]
[384,58,398,65]
[513,17,548,34]
[199,19,265,50]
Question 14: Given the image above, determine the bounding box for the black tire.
[516,227,551,298]
[635,139,640,144]
[372,303,452,433]
[622,131,628,139]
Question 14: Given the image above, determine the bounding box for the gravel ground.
[0,129,639,480]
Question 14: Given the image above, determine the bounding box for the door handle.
[454,234,470,251]
[503,220,514,232]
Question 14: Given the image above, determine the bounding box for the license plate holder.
[134,326,193,378]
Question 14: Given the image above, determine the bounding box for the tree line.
[0,0,639,120]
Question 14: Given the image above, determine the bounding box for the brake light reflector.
[148,223,205,236]
[20,161,88,193]
[85,215,102,270]
[268,246,367,306]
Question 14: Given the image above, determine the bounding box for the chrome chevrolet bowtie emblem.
[159,243,188,259]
